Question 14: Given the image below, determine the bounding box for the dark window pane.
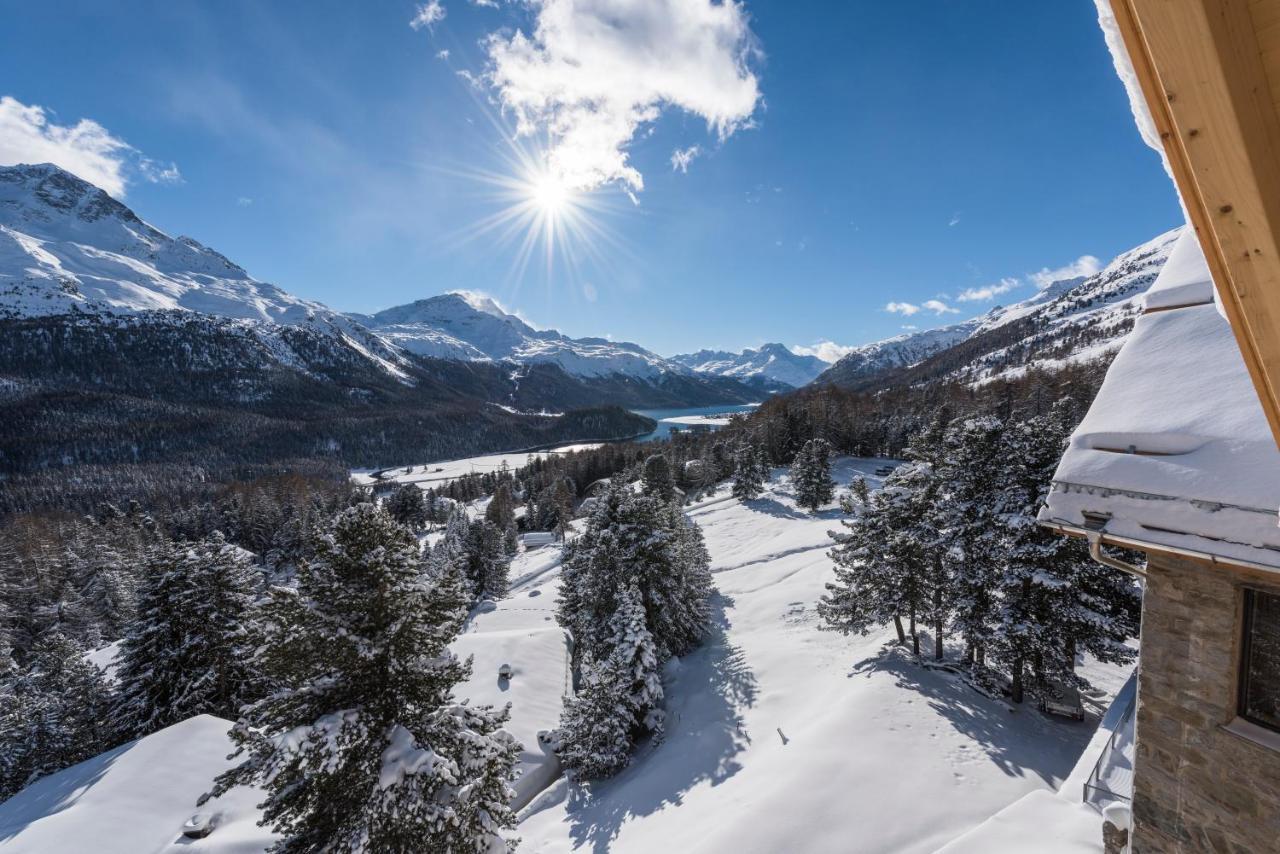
[1243,589,1280,731]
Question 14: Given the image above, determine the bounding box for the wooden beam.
[1111,0,1280,449]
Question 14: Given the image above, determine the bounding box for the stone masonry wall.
[1132,552,1280,853]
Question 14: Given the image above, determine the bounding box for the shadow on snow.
[563,592,758,854]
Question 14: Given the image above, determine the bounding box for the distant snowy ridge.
[357,292,687,379]
[816,226,1182,389]
[669,342,828,388]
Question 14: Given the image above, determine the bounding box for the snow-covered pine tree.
[791,438,835,512]
[933,417,1006,670]
[465,519,512,602]
[992,403,1137,700]
[558,583,663,779]
[819,463,939,654]
[485,482,520,555]
[731,442,764,501]
[385,483,428,531]
[556,650,634,780]
[641,453,676,502]
[112,534,263,738]
[209,503,520,854]
[0,631,113,800]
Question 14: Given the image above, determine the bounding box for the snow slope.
[669,343,828,388]
[2,462,1128,853]
[515,459,1128,853]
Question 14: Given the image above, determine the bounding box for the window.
[1240,588,1280,732]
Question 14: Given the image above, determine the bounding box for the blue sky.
[0,0,1180,358]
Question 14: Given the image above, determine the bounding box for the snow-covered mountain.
[0,163,412,378]
[669,343,828,388]
[816,227,1182,389]
[0,164,768,402]
[358,292,682,379]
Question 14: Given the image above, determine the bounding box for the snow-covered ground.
[1,458,1128,853]
[351,444,603,490]
[515,457,1129,853]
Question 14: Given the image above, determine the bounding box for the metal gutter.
[1040,516,1280,576]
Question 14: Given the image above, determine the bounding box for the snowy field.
[350,444,604,490]
[0,458,1128,853]
[514,457,1129,853]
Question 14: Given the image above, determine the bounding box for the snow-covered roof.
[1040,228,1280,571]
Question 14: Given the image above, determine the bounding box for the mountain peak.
[0,162,141,226]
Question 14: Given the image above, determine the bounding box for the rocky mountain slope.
[670,342,828,388]
[815,227,1182,391]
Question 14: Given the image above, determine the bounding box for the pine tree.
[558,585,663,779]
[731,442,765,501]
[641,454,676,502]
[210,504,519,854]
[555,483,713,778]
[465,520,512,602]
[112,534,262,738]
[791,438,835,511]
[385,483,428,531]
[934,417,1007,670]
[0,632,114,799]
[485,482,519,555]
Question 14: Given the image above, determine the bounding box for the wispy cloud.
[484,0,762,193]
[885,301,922,316]
[886,299,957,316]
[436,48,451,61]
[409,1,446,31]
[1030,254,1101,289]
[236,196,253,207]
[0,95,180,198]
[957,276,1019,302]
[922,299,959,315]
[948,213,961,227]
[670,145,701,173]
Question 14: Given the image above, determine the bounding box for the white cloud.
[922,299,959,315]
[471,0,500,6]
[901,324,917,330]
[670,145,701,173]
[948,213,961,227]
[236,196,253,207]
[436,49,451,61]
[410,1,446,31]
[484,0,762,193]
[886,301,921,316]
[0,96,179,198]
[1030,254,1101,289]
[957,276,1020,302]
[792,340,857,364]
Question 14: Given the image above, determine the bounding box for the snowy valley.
[0,457,1132,853]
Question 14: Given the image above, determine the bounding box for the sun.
[531,172,573,216]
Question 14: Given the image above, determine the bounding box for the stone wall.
[1131,552,1280,852]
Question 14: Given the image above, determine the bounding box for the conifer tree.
[385,483,428,531]
[558,584,663,779]
[210,504,520,854]
[112,534,262,738]
[0,632,113,799]
[791,438,835,511]
[641,454,676,502]
[933,417,1006,669]
[465,520,512,602]
[485,482,519,554]
[731,442,765,501]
